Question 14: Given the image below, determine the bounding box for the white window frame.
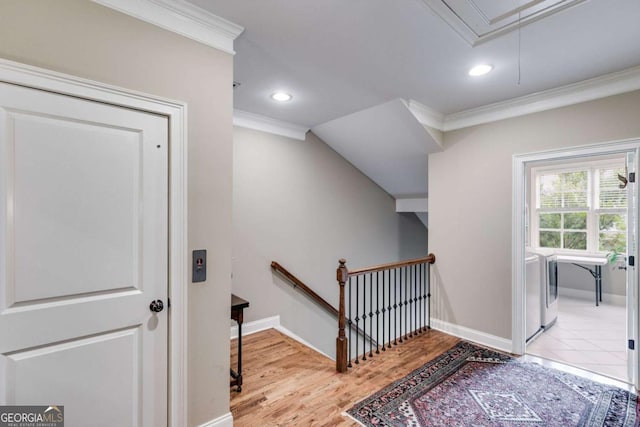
[530,158,627,255]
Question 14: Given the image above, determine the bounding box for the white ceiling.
[182,0,640,203]
[189,0,640,127]
[313,99,441,198]
[422,0,589,45]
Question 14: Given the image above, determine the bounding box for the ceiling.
[182,0,640,206]
[189,0,640,128]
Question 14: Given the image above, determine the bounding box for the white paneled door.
[0,82,168,426]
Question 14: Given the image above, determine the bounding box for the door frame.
[0,58,188,426]
[512,138,640,387]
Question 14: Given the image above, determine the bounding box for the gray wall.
[232,127,428,356]
[429,90,640,340]
[560,263,626,297]
[0,1,233,425]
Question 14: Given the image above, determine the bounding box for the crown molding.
[237,64,640,140]
[408,65,640,132]
[92,0,244,55]
[443,65,640,131]
[233,110,309,141]
[405,100,445,131]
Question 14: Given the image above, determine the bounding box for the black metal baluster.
[427,262,431,329]
[376,271,384,354]
[354,276,360,364]
[415,264,420,334]
[422,263,427,332]
[348,277,352,368]
[382,270,391,351]
[394,268,398,345]
[413,265,420,335]
[417,265,420,334]
[408,265,412,337]
[409,265,414,338]
[417,263,422,333]
[387,269,392,348]
[362,274,367,361]
[398,267,403,343]
[404,266,408,340]
[369,273,373,358]
[408,266,411,338]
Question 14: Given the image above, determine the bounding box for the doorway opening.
[512,140,640,388]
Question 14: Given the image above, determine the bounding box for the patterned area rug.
[345,341,640,426]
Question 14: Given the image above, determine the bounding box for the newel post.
[336,258,349,373]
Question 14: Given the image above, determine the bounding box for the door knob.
[149,300,164,313]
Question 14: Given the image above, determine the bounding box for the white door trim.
[0,58,188,426]
[512,139,640,359]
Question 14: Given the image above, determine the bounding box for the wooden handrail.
[271,261,338,317]
[347,254,436,276]
[271,261,378,355]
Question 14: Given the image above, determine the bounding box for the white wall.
[232,127,428,356]
[429,90,640,340]
[0,1,233,425]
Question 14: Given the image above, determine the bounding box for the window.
[533,161,627,254]
[597,166,627,252]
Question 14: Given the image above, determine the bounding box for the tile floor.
[526,296,628,382]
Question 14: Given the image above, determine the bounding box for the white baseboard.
[430,318,513,353]
[230,315,280,339]
[559,287,626,306]
[229,315,334,360]
[197,412,233,427]
[274,325,334,360]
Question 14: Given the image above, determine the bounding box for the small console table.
[556,255,608,306]
[230,294,249,392]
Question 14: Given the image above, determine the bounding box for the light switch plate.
[192,249,207,283]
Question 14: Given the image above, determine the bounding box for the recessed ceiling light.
[271,92,293,102]
[468,64,493,76]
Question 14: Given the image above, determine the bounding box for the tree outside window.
[535,163,627,254]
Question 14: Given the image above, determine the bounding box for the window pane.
[599,214,626,232]
[562,171,588,208]
[540,213,561,229]
[564,212,586,230]
[599,167,627,208]
[600,232,626,253]
[564,232,587,250]
[539,174,561,208]
[540,231,561,248]
[564,191,588,208]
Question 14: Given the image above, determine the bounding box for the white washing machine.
[525,248,558,343]
[537,248,558,330]
[525,251,543,342]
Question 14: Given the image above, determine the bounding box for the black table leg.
[571,263,603,307]
[237,320,243,392]
[231,295,249,392]
[596,265,602,306]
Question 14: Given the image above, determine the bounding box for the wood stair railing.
[271,261,337,316]
[270,261,377,347]
[336,254,436,372]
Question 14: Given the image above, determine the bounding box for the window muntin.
[538,212,587,250]
[533,162,627,254]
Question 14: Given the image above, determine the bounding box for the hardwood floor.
[230,328,460,426]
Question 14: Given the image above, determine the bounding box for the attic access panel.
[421,0,587,45]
